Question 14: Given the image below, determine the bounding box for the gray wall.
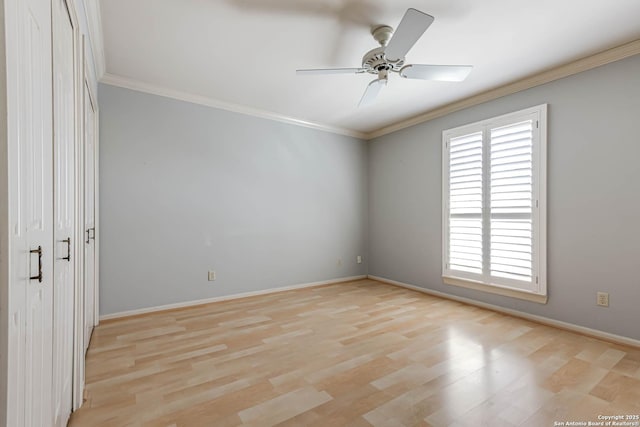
[99,85,368,315]
[100,54,640,340]
[369,54,640,340]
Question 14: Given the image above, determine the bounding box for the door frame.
[72,30,86,411]
[94,105,99,327]
[1,5,12,425]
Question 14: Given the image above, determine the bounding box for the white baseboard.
[368,275,640,348]
[99,275,367,321]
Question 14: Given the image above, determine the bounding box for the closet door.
[52,0,77,424]
[84,82,97,350]
[5,0,54,424]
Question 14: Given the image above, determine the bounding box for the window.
[442,105,547,303]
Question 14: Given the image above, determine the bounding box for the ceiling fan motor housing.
[362,25,405,76]
[362,47,405,75]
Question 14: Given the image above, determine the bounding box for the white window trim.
[442,104,547,303]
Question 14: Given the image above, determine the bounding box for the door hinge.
[536,120,539,128]
[536,199,539,208]
[536,276,539,284]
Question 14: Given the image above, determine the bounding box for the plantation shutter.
[448,131,483,276]
[443,104,546,299]
[489,120,534,285]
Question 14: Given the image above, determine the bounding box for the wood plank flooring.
[69,279,640,426]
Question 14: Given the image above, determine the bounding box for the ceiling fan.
[297,8,472,107]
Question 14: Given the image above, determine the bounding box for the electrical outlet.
[208,271,216,281]
[356,255,362,264]
[596,292,609,307]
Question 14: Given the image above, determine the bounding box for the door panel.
[84,82,96,350]
[52,0,76,424]
[24,2,54,425]
[6,0,54,424]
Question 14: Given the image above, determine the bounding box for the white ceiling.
[99,0,640,136]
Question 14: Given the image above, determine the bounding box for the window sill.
[443,276,548,304]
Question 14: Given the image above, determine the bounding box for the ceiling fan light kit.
[297,8,473,107]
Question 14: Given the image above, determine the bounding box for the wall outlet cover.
[596,292,609,307]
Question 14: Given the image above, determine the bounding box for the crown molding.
[365,38,640,140]
[100,39,639,141]
[99,73,368,139]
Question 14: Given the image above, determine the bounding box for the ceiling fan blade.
[400,64,473,81]
[359,78,386,107]
[296,68,366,75]
[384,9,434,62]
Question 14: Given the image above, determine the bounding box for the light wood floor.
[69,279,640,427]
